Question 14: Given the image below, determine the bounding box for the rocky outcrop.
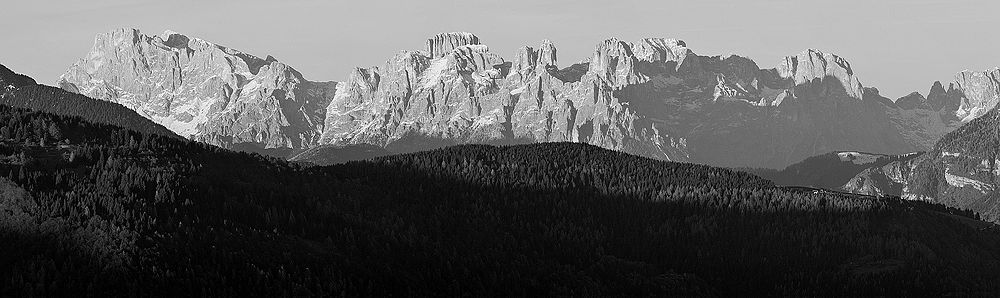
[776,49,864,100]
[588,38,649,88]
[509,40,557,82]
[954,68,1000,122]
[426,32,480,58]
[57,28,337,151]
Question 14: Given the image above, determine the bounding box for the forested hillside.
[747,151,920,196]
[906,105,1000,223]
[0,64,36,88]
[0,104,998,296]
[0,63,178,138]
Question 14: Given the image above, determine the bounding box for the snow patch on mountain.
[420,57,450,89]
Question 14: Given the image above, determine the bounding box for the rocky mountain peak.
[589,38,647,88]
[925,80,962,112]
[58,28,338,153]
[538,39,557,67]
[415,43,505,93]
[632,38,689,65]
[510,40,559,81]
[776,49,864,99]
[426,32,480,58]
[927,81,947,100]
[450,45,501,72]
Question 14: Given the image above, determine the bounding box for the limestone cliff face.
[426,32,480,59]
[775,49,864,100]
[319,33,929,168]
[58,28,337,150]
[954,68,1000,122]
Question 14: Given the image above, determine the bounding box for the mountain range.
[54,28,1000,169]
[38,28,1000,220]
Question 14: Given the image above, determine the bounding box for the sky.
[1,0,998,98]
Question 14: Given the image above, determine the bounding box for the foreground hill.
[905,104,1000,223]
[748,151,920,196]
[0,63,178,138]
[0,104,998,296]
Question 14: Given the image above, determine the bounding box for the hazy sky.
[2,0,998,98]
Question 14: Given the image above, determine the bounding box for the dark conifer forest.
[0,102,998,296]
[0,84,179,139]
